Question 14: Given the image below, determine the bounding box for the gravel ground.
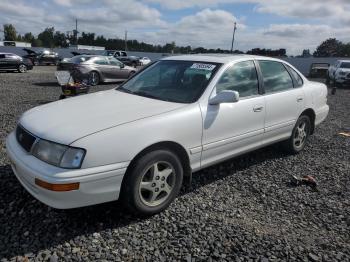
[0,67,349,261]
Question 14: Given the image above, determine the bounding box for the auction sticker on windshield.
[190,63,216,71]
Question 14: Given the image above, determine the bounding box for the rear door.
[257,60,305,144]
[93,57,110,79]
[107,57,130,79]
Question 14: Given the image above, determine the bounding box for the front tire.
[18,64,27,73]
[121,150,183,216]
[283,115,311,154]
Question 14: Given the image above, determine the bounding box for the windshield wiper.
[117,87,178,102]
[116,87,134,94]
[132,90,161,100]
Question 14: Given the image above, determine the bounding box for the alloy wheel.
[138,161,175,207]
[18,64,27,73]
[293,121,308,149]
[89,72,99,85]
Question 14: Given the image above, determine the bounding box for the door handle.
[253,106,263,112]
[297,97,303,102]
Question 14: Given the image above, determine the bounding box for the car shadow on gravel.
[33,82,60,87]
[183,144,289,194]
[0,144,289,259]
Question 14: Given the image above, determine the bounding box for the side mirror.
[209,90,239,105]
[120,63,125,68]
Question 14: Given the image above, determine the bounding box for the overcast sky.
[1,0,349,55]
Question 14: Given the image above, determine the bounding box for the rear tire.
[18,64,27,73]
[121,150,183,216]
[283,115,311,154]
[89,71,100,86]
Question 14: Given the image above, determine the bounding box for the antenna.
[230,22,237,53]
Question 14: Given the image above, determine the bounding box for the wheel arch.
[123,141,192,187]
[300,108,316,134]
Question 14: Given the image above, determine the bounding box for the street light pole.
[230,22,237,53]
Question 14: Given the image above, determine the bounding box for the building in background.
[69,44,105,51]
[0,41,31,47]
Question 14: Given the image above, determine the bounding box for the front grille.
[16,125,36,152]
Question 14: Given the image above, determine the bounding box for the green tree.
[23,32,35,43]
[38,27,55,48]
[313,38,343,57]
[3,24,17,41]
[53,31,67,47]
[78,32,95,45]
[32,38,43,47]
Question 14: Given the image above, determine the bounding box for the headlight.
[32,139,85,169]
[338,71,346,76]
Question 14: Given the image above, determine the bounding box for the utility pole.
[230,22,237,53]
[75,19,78,45]
[124,30,128,51]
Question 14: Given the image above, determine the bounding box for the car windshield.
[340,62,350,68]
[117,60,221,103]
[71,55,93,64]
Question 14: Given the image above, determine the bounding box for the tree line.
[4,23,345,57]
[2,24,236,54]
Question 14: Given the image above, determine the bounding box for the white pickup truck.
[327,60,350,86]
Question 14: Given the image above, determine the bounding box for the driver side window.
[216,61,259,98]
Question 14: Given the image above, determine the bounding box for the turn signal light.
[35,178,80,192]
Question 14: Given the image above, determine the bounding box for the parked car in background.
[0,52,33,73]
[23,48,61,65]
[139,57,152,66]
[103,50,141,67]
[6,54,329,215]
[309,63,329,78]
[327,60,350,86]
[57,55,136,85]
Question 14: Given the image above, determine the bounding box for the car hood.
[20,89,185,145]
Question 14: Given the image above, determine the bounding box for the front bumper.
[6,132,129,209]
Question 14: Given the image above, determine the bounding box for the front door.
[200,60,265,168]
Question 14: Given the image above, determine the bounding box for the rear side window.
[259,61,293,94]
[286,65,303,87]
[71,56,92,64]
[216,61,259,97]
[94,58,109,65]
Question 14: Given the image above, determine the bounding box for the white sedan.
[327,60,350,86]
[6,55,329,215]
[139,57,152,66]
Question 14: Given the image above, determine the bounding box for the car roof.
[161,54,282,64]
